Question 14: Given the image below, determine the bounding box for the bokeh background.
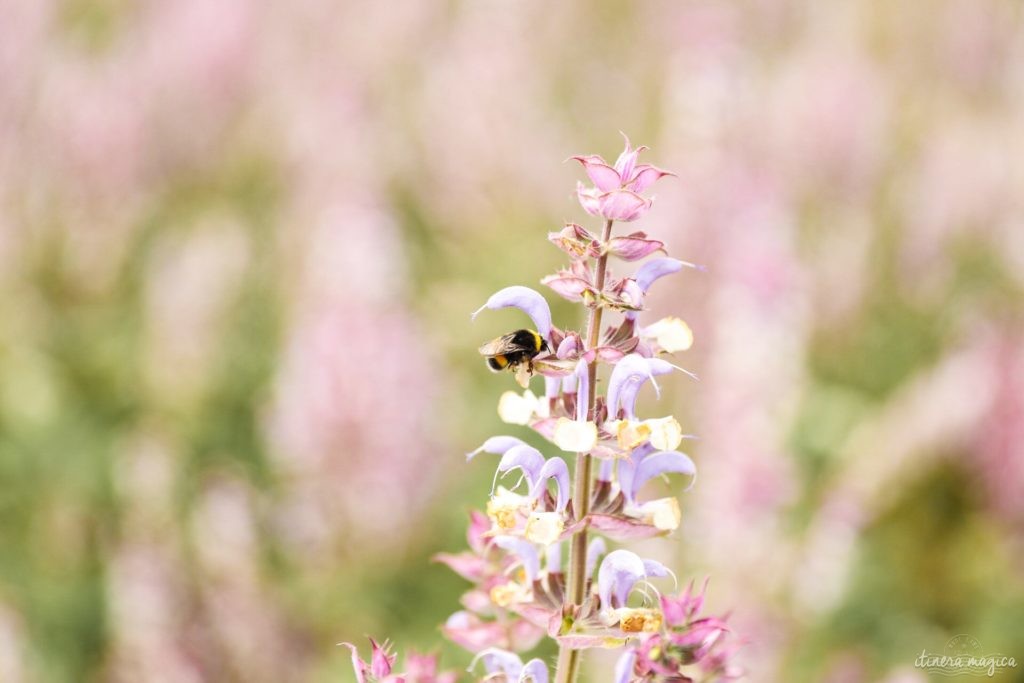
[2,0,1023,681]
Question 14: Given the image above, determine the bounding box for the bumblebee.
[478,329,549,388]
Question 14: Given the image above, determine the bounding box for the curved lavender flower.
[613,650,636,683]
[619,450,698,506]
[634,257,686,293]
[597,550,652,609]
[606,355,678,420]
[467,435,529,462]
[471,649,550,683]
[585,537,607,577]
[473,285,553,341]
[526,457,571,512]
[493,536,540,582]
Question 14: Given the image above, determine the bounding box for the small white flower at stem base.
[487,487,530,531]
[643,316,694,353]
[552,417,598,453]
[605,416,683,452]
[610,607,664,633]
[629,497,682,532]
[646,416,683,451]
[497,389,547,425]
[605,419,652,451]
[489,580,532,608]
[525,511,564,546]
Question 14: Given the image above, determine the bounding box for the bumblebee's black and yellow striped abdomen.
[478,329,548,386]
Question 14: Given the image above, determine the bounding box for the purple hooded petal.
[519,658,550,683]
[473,286,553,340]
[571,156,622,192]
[585,537,607,578]
[611,356,684,420]
[573,359,590,423]
[598,189,652,222]
[634,257,689,293]
[527,457,570,512]
[614,650,637,683]
[496,445,545,490]
[472,648,524,677]
[493,536,540,582]
[619,443,656,504]
[641,559,672,580]
[606,355,659,420]
[467,435,529,462]
[632,450,697,500]
[556,333,580,359]
[607,233,665,261]
[598,549,647,609]
[545,541,562,574]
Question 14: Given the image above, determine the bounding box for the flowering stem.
[555,218,615,683]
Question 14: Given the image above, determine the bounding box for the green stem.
[554,218,614,683]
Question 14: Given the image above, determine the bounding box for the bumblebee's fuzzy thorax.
[478,328,548,387]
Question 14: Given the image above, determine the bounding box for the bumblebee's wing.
[478,332,534,357]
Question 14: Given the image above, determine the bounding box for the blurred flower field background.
[2,1,1023,681]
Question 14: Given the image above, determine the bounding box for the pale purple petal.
[606,354,657,420]
[443,613,506,652]
[496,445,545,489]
[598,189,651,222]
[472,648,524,677]
[571,156,622,192]
[632,450,697,500]
[613,357,681,420]
[544,375,561,401]
[574,359,589,422]
[607,233,665,261]
[634,257,690,293]
[556,333,580,359]
[613,133,642,181]
[627,164,675,193]
[493,536,541,582]
[467,435,528,462]
[527,456,570,512]
[585,537,607,577]
[597,457,613,482]
[519,658,550,683]
[614,650,636,683]
[642,559,672,579]
[576,182,603,217]
[619,443,656,504]
[586,514,665,540]
[545,541,562,574]
[561,373,578,394]
[541,274,592,303]
[598,549,647,608]
[473,286,553,340]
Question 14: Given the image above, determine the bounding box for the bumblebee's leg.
[514,363,531,389]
